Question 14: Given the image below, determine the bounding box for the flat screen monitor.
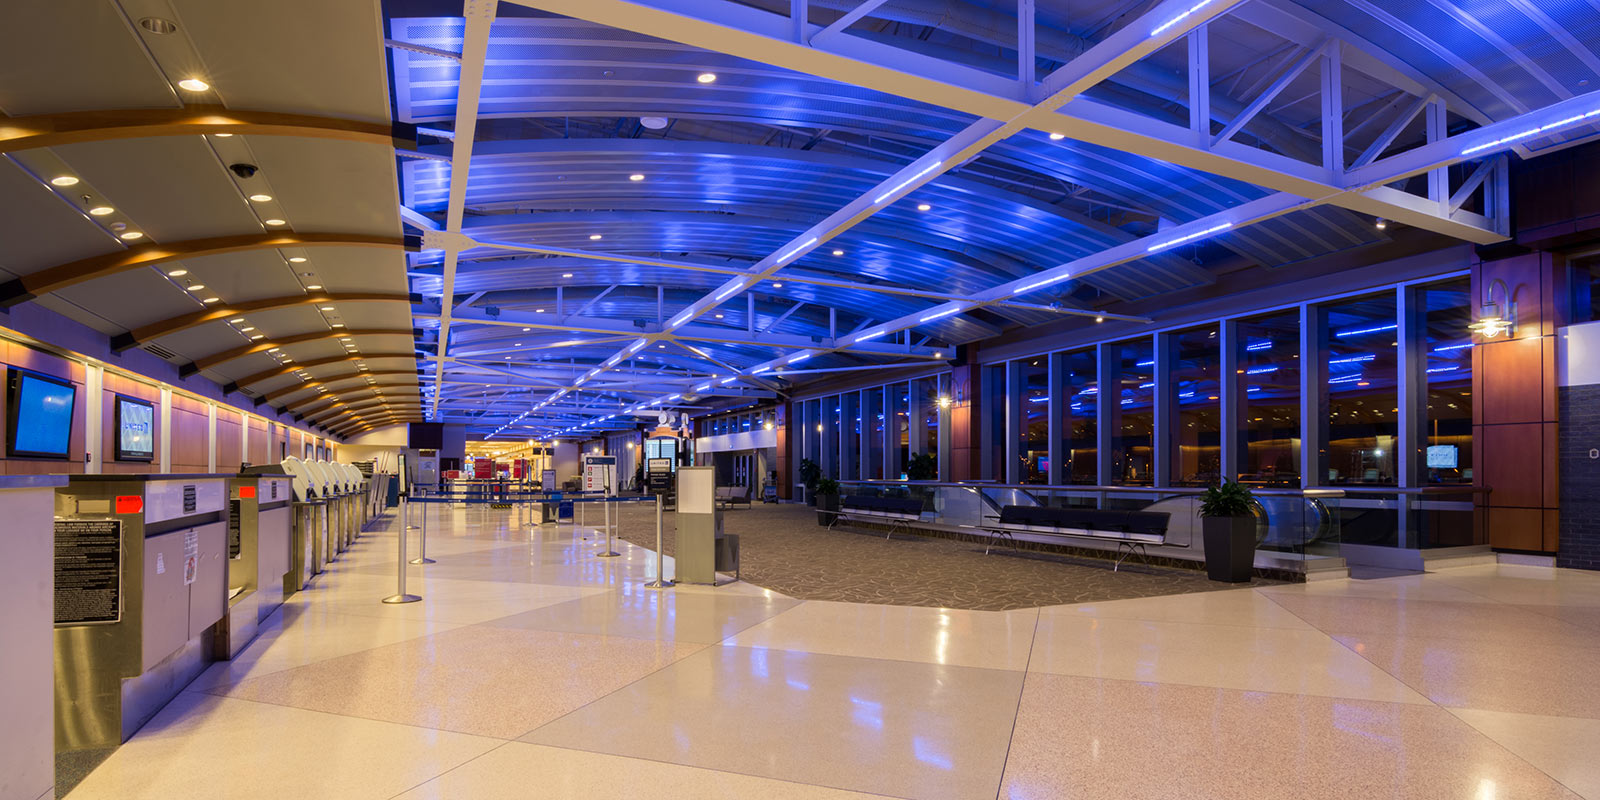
[1426,445,1459,469]
[7,369,76,459]
[114,395,155,462]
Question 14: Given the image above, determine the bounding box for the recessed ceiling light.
[288,256,307,263]
[562,273,573,278]
[241,326,256,332]
[916,203,932,211]
[331,323,345,328]
[522,327,531,331]
[120,231,144,240]
[772,282,783,288]
[715,313,724,319]
[203,297,220,304]
[167,269,188,277]
[249,194,272,202]
[1048,132,1065,140]
[305,284,323,290]
[628,174,645,181]
[177,78,210,92]
[50,176,79,187]
[188,283,205,291]
[250,334,265,340]
[589,234,602,240]
[319,305,335,311]
[213,133,233,138]
[832,249,844,256]
[229,317,245,323]
[697,72,717,83]
[89,205,114,216]
[139,17,178,34]
[264,218,286,226]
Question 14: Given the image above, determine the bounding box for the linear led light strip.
[1150,0,1216,37]
[1148,222,1232,252]
[919,305,964,323]
[714,282,746,302]
[1461,109,1600,156]
[1015,272,1073,294]
[854,329,887,343]
[788,353,811,364]
[776,237,818,265]
[873,161,944,205]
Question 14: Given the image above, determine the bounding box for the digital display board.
[7,368,75,459]
[114,395,155,462]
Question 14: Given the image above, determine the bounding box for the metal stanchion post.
[644,493,674,588]
[597,498,619,558]
[384,495,421,604]
[409,496,435,565]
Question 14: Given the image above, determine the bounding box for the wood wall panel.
[216,410,241,470]
[248,418,269,465]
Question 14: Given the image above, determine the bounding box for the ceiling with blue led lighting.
[382,0,1600,438]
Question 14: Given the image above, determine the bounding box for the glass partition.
[1170,325,1221,486]
[1324,292,1398,485]
[865,387,884,480]
[1237,310,1300,486]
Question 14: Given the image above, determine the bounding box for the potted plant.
[905,452,937,481]
[814,477,841,526]
[799,458,822,506]
[1199,480,1258,582]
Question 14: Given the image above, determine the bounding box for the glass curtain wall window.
[826,398,842,479]
[916,375,939,470]
[1170,326,1221,486]
[1324,293,1399,485]
[893,384,910,479]
[1059,348,1098,484]
[1236,311,1301,486]
[1109,338,1154,485]
[1021,359,1048,483]
[841,392,860,480]
[985,364,1007,480]
[1423,278,1473,484]
[866,388,885,480]
[804,399,820,465]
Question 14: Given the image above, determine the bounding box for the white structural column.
[85,362,103,473]
[425,0,496,419]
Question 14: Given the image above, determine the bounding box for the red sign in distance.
[239,486,257,499]
[115,495,143,514]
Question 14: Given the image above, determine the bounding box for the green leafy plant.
[799,458,822,492]
[1198,480,1256,518]
[815,477,841,496]
[905,452,937,481]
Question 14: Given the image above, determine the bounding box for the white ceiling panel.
[51,136,261,242]
[52,267,200,331]
[182,249,308,303]
[167,0,391,124]
[0,160,122,278]
[291,246,408,294]
[244,138,401,237]
[0,1,178,115]
[323,303,412,331]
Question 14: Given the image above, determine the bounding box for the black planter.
[816,494,839,526]
[1202,515,1256,582]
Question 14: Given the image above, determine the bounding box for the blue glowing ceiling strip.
[854,329,887,342]
[715,283,745,302]
[753,366,771,374]
[1246,366,1278,374]
[1462,109,1600,156]
[1148,222,1232,252]
[1434,342,1473,352]
[919,306,963,323]
[1329,354,1376,365]
[1015,272,1072,294]
[670,312,692,327]
[668,394,680,401]
[873,161,944,205]
[695,383,710,391]
[789,353,810,364]
[721,377,736,385]
[1150,0,1216,36]
[1246,341,1273,352]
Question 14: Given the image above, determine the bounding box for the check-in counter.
[277,458,326,593]
[0,475,68,800]
[215,470,293,659]
[53,474,230,751]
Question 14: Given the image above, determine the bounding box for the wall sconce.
[1469,278,1516,339]
[937,395,952,410]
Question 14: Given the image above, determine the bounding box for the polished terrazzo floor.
[603,501,1278,610]
[62,504,1600,799]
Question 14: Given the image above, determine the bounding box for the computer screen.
[115,395,155,462]
[8,369,76,459]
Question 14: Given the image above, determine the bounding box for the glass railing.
[836,480,1488,565]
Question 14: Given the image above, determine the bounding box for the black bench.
[830,495,925,539]
[976,505,1172,570]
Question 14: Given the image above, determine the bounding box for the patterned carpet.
[604,501,1279,611]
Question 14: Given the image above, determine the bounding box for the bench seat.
[977,505,1173,570]
[830,495,925,538]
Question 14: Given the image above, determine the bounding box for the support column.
[159,387,173,473]
[1300,304,1328,487]
[1219,319,1242,482]
[1475,251,1563,553]
[776,401,792,500]
[1095,342,1115,486]
[1397,285,1428,546]
[1004,360,1022,484]
[1047,352,1064,485]
[949,362,982,481]
[84,363,103,474]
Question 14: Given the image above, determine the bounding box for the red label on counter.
[239,486,257,499]
[115,495,143,514]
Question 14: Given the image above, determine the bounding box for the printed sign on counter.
[183,529,199,586]
[54,519,122,625]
